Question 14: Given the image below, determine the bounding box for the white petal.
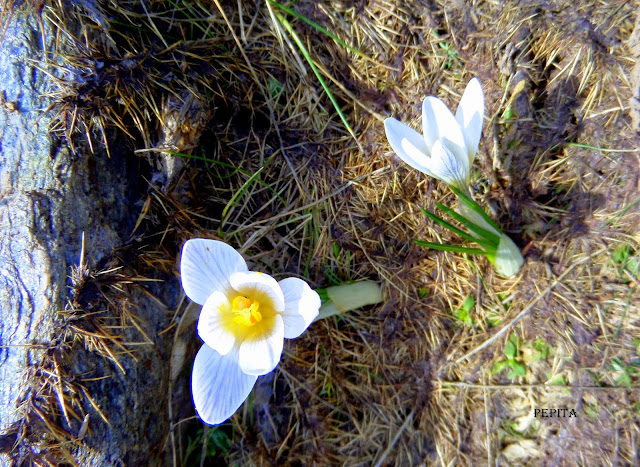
[422,96,467,159]
[238,314,284,375]
[191,344,257,426]
[180,239,248,305]
[455,78,485,162]
[197,291,236,356]
[384,118,435,176]
[229,271,285,312]
[429,138,470,188]
[278,278,321,339]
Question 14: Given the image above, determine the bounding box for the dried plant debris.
[154,91,211,188]
[2,0,640,465]
[40,1,223,188]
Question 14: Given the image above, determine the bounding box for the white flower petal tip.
[421,96,467,158]
[238,314,285,375]
[180,239,248,305]
[493,234,524,278]
[456,78,485,162]
[192,345,257,426]
[279,278,321,338]
[383,118,433,175]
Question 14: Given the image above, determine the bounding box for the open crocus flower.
[180,239,321,425]
[384,78,484,192]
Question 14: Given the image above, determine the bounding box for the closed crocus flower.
[384,78,484,193]
[180,239,320,425]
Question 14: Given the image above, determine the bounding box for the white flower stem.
[314,281,383,321]
[457,201,501,237]
[457,195,524,278]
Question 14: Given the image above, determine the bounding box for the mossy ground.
[9,0,640,464]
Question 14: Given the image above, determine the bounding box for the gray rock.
[0,11,185,465]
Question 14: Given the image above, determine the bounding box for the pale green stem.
[314,281,383,321]
[493,234,524,278]
[458,201,501,237]
[457,196,524,278]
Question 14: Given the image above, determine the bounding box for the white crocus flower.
[384,78,484,193]
[180,239,321,425]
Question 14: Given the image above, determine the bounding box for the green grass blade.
[268,0,374,62]
[422,209,496,249]
[565,142,639,153]
[415,240,491,257]
[436,203,501,246]
[598,197,640,231]
[165,150,285,204]
[449,186,502,233]
[274,12,355,140]
[219,167,265,235]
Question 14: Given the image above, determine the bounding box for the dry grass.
[9,0,640,464]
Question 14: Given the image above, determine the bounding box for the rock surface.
[0,11,182,465]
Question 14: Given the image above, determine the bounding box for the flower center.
[231,295,262,326]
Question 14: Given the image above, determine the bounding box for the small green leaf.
[454,307,471,325]
[487,315,501,327]
[208,428,231,454]
[453,298,474,326]
[612,244,631,264]
[462,295,475,313]
[546,374,566,386]
[322,379,335,398]
[333,243,340,258]
[583,405,599,418]
[504,335,518,359]
[418,288,429,298]
[616,372,632,389]
[626,257,640,278]
[498,293,512,311]
[492,360,510,374]
[507,361,526,379]
[533,339,551,361]
[609,358,626,372]
[502,107,515,119]
[267,75,283,98]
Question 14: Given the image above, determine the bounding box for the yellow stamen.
[231,295,262,326]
